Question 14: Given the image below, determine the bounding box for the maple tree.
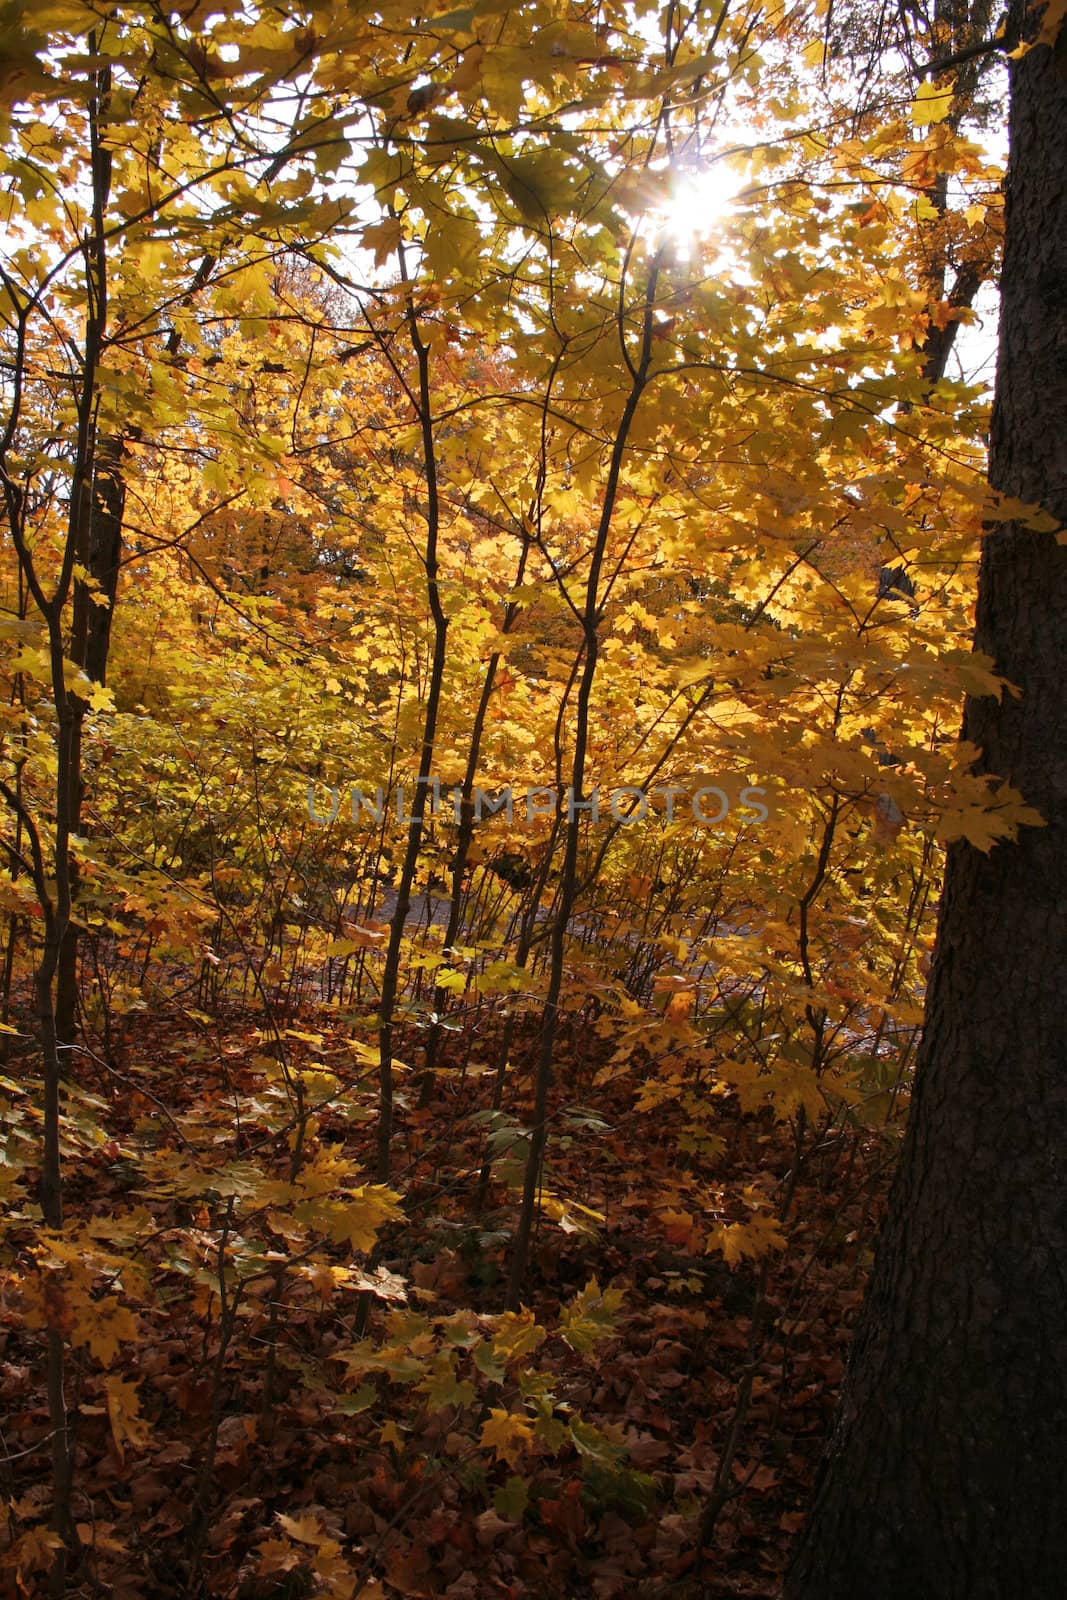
[785,1,1067,1593]
[0,0,1051,1595]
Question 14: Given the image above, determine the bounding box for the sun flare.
[658,156,747,253]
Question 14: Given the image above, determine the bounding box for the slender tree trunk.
[416,528,532,1109]
[784,10,1067,1598]
[54,46,123,1047]
[506,255,661,1308]
[375,239,448,1184]
[55,434,125,1044]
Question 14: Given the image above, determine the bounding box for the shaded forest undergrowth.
[2,991,893,1600]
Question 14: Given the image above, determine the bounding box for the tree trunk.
[784,11,1067,1599]
[55,434,125,1045]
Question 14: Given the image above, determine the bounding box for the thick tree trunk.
[784,12,1067,1600]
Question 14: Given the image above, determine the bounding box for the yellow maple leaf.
[937,796,1045,852]
[256,1535,303,1575]
[911,78,955,127]
[708,1211,787,1267]
[491,1308,547,1363]
[480,1407,536,1466]
[72,1294,139,1366]
[277,1511,329,1546]
[11,1524,65,1576]
[105,1375,150,1464]
[362,216,404,267]
[88,681,115,712]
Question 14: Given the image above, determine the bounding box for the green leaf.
[493,1475,530,1519]
[558,1278,624,1353]
[569,1416,624,1467]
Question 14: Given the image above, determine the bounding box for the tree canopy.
[0,1,1053,1594]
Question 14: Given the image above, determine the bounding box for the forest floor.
[2,996,897,1599]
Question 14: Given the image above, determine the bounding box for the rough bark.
[784,9,1067,1599]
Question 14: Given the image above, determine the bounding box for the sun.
[657,156,746,254]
